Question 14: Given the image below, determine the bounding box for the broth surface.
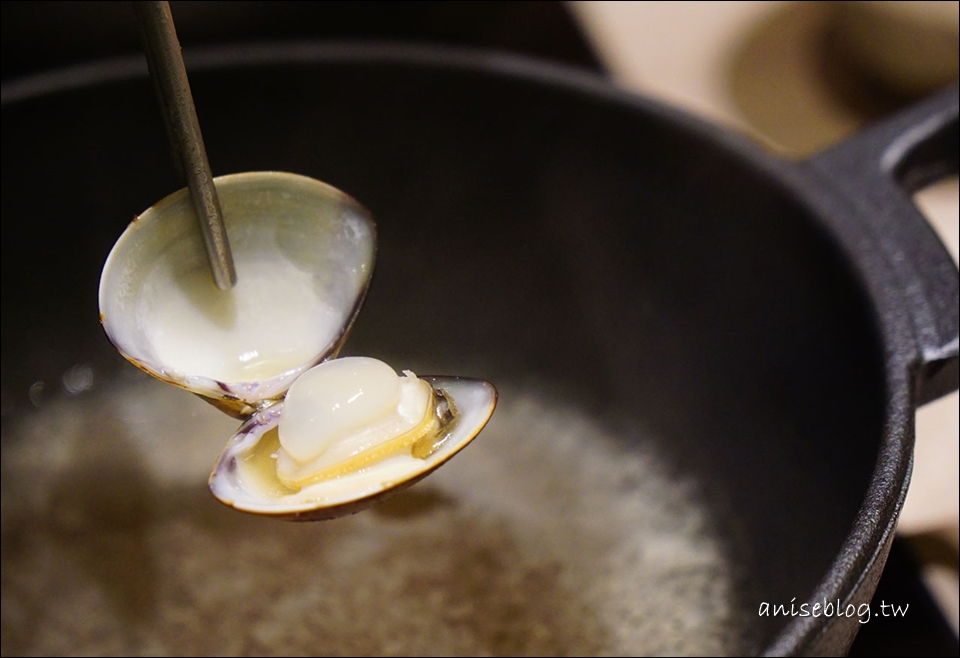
[1,373,749,655]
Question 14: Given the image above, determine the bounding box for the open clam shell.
[98,171,375,417]
[209,375,498,520]
[100,172,497,520]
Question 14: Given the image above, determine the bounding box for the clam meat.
[99,171,496,520]
[209,357,496,519]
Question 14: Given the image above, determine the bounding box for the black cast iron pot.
[1,44,957,656]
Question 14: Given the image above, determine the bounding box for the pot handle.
[809,85,958,406]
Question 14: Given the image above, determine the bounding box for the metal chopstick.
[134,0,237,290]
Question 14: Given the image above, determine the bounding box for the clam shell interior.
[98,172,375,410]
[209,376,498,520]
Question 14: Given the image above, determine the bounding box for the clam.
[209,358,496,520]
[99,171,496,520]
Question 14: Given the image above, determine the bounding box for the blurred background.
[2,1,957,654]
[566,5,958,655]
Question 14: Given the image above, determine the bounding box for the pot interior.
[1,49,886,655]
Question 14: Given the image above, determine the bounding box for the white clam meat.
[276,357,440,488]
[209,357,497,519]
[98,171,496,520]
